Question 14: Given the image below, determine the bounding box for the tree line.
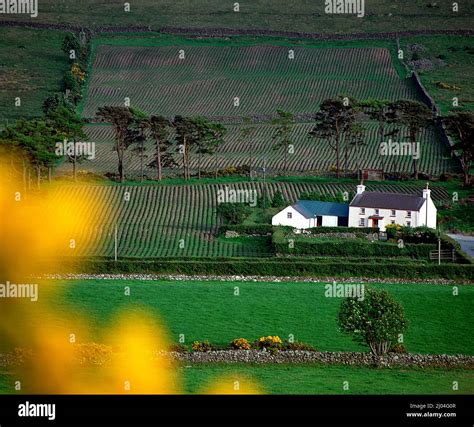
[1,98,472,187]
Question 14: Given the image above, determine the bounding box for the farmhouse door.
[372,219,379,228]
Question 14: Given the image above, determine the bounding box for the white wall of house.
[272,207,341,229]
[271,206,309,228]
[322,215,338,227]
[419,189,437,229]
[348,188,437,230]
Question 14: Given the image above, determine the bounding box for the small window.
[391,210,396,217]
[359,218,365,227]
[406,211,411,218]
[287,212,292,219]
[360,208,365,215]
[375,209,380,215]
[407,221,411,227]
[391,220,395,224]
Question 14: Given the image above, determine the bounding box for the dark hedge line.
[272,229,436,258]
[76,259,474,279]
[306,227,379,234]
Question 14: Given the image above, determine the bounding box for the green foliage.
[216,203,252,225]
[338,288,409,355]
[271,190,287,208]
[272,229,436,258]
[62,33,81,57]
[79,258,474,280]
[191,340,213,352]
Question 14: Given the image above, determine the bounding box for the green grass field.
[32,280,474,355]
[1,0,472,34]
[400,36,474,115]
[0,27,68,123]
[0,365,472,394]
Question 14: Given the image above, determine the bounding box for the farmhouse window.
[375,209,380,215]
[391,210,396,217]
[407,221,411,227]
[287,212,292,219]
[360,208,365,215]
[359,218,365,226]
[406,211,411,218]
[391,220,395,224]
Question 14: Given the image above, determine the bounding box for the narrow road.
[447,234,474,259]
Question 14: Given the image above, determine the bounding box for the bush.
[307,226,379,235]
[338,288,409,356]
[216,203,252,225]
[282,341,317,352]
[191,340,213,352]
[230,338,252,350]
[254,336,283,351]
[271,190,287,208]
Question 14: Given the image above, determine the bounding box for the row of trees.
[308,96,473,185]
[1,98,472,186]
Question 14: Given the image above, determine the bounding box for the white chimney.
[357,184,366,195]
[423,183,431,200]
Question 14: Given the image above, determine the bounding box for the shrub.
[191,340,213,352]
[338,288,409,356]
[282,341,317,352]
[230,338,252,350]
[271,190,287,208]
[169,344,189,353]
[254,336,283,351]
[216,203,251,225]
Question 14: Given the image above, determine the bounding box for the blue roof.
[292,200,349,218]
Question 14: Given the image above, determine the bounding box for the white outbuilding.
[272,200,349,229]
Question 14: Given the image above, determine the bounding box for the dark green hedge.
[76,259,474,280]
[272,229,436,258]
[307,226,379,234]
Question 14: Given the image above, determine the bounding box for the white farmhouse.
[272,200,349,229]
[349,184,437,231]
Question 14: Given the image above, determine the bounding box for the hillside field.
[0,0,472,34]
[81,38,416,119]
[47,182,450,258]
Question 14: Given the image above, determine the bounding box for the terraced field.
[81,44,418,118]
[61,122,459,178]
[51,182,450,258]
